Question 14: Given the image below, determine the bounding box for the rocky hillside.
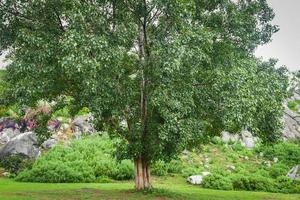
[283,92,300,139]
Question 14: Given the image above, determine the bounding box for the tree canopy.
[0,0,288,189]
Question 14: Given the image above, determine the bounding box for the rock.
[0,132,40,159]
[0,128,20,145]
[227,165,236,171]
[287,165,300,180]
[42,138,58,149]
[187,172,210,185]
[182,149,189,155]
[72,115,95,136]
[221,131,239,143]
[221,130,257,148]
[240,130,256,149]
[2,172,10,177]
[0,118,18,132]
[282,105,300,139]
[48,119,61,131]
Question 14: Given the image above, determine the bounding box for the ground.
[0,177,299,200]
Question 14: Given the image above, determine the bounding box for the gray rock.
[240,130,257,149]
[72,115,95,136]
[0,132,40,159]
[187,172,210,185]
[287,165,300,180]
[282,105,300,140]
[42,138,58,149]
[0,128,20,145]
[221,131,239,143]
[221,130,257,149]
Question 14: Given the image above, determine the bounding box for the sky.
[0,0,299,71]
[255,0,300,72]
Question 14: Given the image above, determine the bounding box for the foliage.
[112,160,134,180]
[0,155,33,175]
[0,0,288,181]
[256,142,300,166]
[269,163,290,179]
[151,160,169,176]
[33,111,52,145]
[16,136,134,183]
[288,100,300,113]
[202,174,233,190]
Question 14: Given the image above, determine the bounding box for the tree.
[0,0,288,189]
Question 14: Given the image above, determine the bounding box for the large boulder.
[72,115,95,137]
[0,132,40,160]
[221,130,258,149]
[187,172,210,185]
[221,131,239,143]
[287,165,300,181]
[0,128,20,145]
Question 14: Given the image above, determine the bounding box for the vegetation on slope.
[13,135,300,194]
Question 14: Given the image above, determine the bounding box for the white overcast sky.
[255,0,300,72]
[1,0,299,71]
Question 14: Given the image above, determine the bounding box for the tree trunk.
[134,156,151,190]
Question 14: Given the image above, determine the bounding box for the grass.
[0,176,300,200]
[288,100,300,114]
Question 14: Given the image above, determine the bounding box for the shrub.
[257,142,300,166]
[276,176,294,193]
[230,174,250,191]
[167,160,184,174]
[16,136,134,183]
[202,174,233,190]
[112,160,134,180]
[247,176,276,192]
[0,155,33,175]
[152,160,168,176]
[269,163,289,178]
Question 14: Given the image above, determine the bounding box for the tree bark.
[135,0,152,190]
[134,156,151,190]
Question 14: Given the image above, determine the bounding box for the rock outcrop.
[287,165,300,181]
[282,103,300,140]
[221,130,258,149]
[0,132,40,159]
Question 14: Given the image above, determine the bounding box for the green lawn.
[0,177,299,200]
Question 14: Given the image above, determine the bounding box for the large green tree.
[0,0,288,189]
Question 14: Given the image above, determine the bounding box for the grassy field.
[0,177,300,200]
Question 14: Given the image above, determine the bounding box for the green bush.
[202,174,233,190]
[16,136,134,183]
[230,174,251,191]
[152,160,168,176]
[230,174,276,192]
[167,160,184,174]
[257,142,300,166]
[112,160,134,180]
[269,163,289,178]
[276,176,294,193]
[247,176,276,192]
[0,155,34,175]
